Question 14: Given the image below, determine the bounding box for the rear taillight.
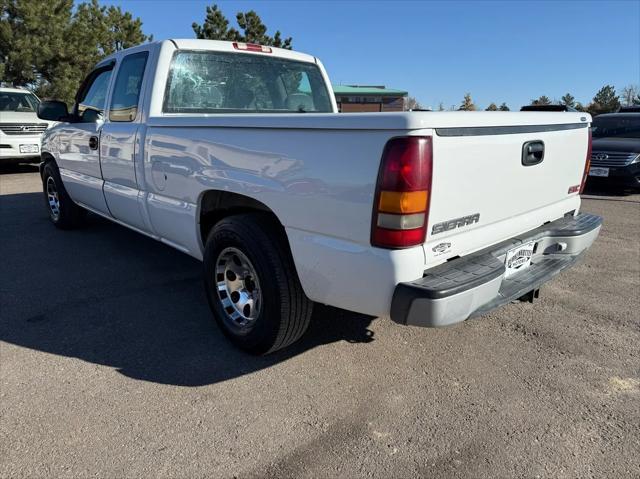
[371,137,432,249]
[233,42,272,53]
[579,128,592,194]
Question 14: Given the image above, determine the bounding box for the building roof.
[332,85,408,97]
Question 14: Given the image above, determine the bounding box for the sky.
[97,0,640,110]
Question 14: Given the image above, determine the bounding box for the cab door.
[100,51,150,231]
[57,63,114,215]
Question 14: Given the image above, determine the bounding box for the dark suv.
[588,113,640,189]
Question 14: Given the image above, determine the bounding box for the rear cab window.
[163,50,333,114]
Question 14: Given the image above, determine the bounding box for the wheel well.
[40,152,56,178]
[199,190,284,245]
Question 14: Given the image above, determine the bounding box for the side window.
[77,68,113,122]
[109,52,148,122]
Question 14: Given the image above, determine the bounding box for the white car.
[37,39,602,354]
[0,87,51,163]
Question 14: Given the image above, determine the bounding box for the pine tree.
[560,93,576,108]
[0,0,150,104]
[498,102,510,111]
[459,93,476,111]
[193,4,292,49]
[192,5,235,41]
[0,0,75,90]
[102,2,152,54]
[589,85,621,115]
[531,95,552,106]
[485,102,498,111]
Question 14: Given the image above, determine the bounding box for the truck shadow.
[0,191,375,387]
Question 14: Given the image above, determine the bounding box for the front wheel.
[203,213,313,354]
[42,162,86,229]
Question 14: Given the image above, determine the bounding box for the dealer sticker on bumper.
[505,241,535,277]
[19,144,39,154]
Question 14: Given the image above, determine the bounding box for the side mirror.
[37,100,70,122]
[80,108,103,123]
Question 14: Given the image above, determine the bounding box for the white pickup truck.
[37,39,602,354]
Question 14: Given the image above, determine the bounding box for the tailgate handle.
[522,141,544,166]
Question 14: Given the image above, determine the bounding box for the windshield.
[592,116,640,139]
[0,91,40,113]
[164,51,333,114]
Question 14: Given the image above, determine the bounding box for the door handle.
[89,136,99,150]
[522,140,544,166]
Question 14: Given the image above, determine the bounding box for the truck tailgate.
[425,122,589,263]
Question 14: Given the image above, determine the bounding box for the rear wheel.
[203,213,313,354]
[42,162,86,229]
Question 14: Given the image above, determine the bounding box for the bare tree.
[621,85,640,106]
[405,96,422,110]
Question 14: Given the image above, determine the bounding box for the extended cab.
[37,40,601,353]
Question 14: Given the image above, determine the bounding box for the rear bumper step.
[391,213,602,327]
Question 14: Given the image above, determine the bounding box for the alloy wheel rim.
[46,176,60,221]
[215,247,262,329]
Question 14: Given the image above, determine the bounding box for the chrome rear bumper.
[391,213,602,327]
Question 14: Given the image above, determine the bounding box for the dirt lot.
[1,163,638,478]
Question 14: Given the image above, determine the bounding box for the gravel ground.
[1,163,638,478]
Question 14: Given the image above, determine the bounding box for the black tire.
[42,161,86,229]
[203,213,313,354]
